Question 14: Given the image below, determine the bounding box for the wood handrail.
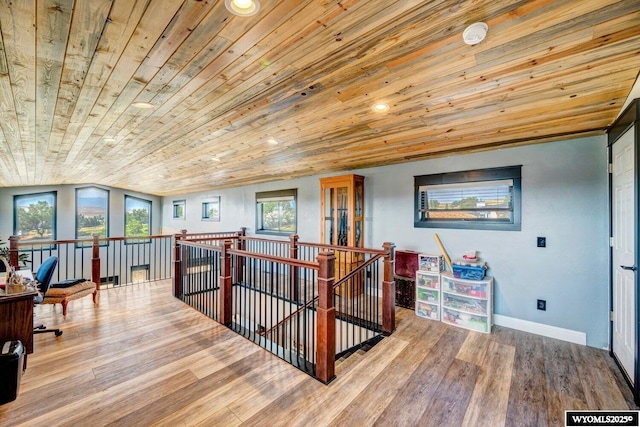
[227,247,318,270]
[176,240,223,252]
[239,235,290,243]
[16,234,174,247]
[298,240,387,256]
[332,253,383,288]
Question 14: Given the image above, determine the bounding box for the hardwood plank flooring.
[0,280,636,427]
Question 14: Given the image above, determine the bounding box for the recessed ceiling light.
[132,101,154,109]
[103,137,116,143]
[463,22,488,45]
[225,0,260,16]
[371,102,390,113]
[267,138,279,145]
[212,157,221,162]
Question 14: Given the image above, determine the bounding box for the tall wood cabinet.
[320,174,365,297]
[320,174,365,248]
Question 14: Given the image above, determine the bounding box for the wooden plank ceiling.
[0,0,638,196]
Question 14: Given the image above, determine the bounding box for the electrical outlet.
[537,299,546,311]
[537,236,546,247]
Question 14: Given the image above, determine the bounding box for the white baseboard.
[493,314,587,346]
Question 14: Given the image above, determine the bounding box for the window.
[173,200,185,219]
[414,166,521,231]
[256,189,297,235]
[202,197,220,221]
[14,192,57,243]
[125,196,151,242]
[76,187,109,244]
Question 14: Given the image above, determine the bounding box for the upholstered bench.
[43,279,98,316]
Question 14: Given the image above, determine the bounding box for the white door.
[612,127,636,382]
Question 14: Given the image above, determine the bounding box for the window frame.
[414,165,522,231]
[255,189,297,236]
[124,195,152,243]
[201,197,221,221]
[172,200,186,220]
[13,191,58,245]
[76,186,109,246]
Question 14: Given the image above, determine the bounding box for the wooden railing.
[174,232,396,383]
[8,234,173,288]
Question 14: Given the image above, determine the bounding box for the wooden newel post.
[235,228,246,283]
[316,251,336,383]
[8,236,19,269]
[289,234,299,302]
[91,234,101,290]
[382,242,396,335]
[220,240,233,326]
[173,231,185,297]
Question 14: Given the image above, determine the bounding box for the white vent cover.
[463,22,488,45]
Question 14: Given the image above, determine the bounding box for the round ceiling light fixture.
[225,0,261,16]
[463,22,488,45]
[371,102,390,113]
[266,138,279,145]
[132,101,154,109]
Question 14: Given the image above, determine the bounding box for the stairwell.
[335,342,377,376]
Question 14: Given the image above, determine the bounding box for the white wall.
[163,135,610,348]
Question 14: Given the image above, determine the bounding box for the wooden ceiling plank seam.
[383,58,639,129]
[115,7,640,192]
[0,0,37,184]
[475,0,640,67]
[369,35,640,121]
[378,88,629,142]
[354,102,619,155]
[104,0,440,174]
[340,8,639,111]
[63,0,186,166]
[59,0,153,165]
[592,8,640,40]
[320,0,532,99]
[122,69,633,179]
[350,5,640,107]
[35,0,74,184]
[87,0,321,171]
[87,0,225,142]
[98,1,233,147]
[136,0,311,124]
[183,47,629,151]
[252,54,632,144]
[383,0,549,71]
[472,0,625,65]
[0,18,28,180]
[103,0,416,154]
[48,0,113,181]
[188,83,624,171]
[208,0,516,130]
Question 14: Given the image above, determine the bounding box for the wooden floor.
[1,280,637,427]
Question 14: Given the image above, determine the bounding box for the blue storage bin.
[452,264,486,280]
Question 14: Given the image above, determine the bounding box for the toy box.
[418,253,443,272]
[452,259,486,280]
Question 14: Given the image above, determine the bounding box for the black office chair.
[33,256,62,337]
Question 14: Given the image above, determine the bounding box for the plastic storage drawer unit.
[0,340,25,404]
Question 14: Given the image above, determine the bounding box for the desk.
[0,290,36,368]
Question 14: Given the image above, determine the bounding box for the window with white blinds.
[415,166,521,231]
